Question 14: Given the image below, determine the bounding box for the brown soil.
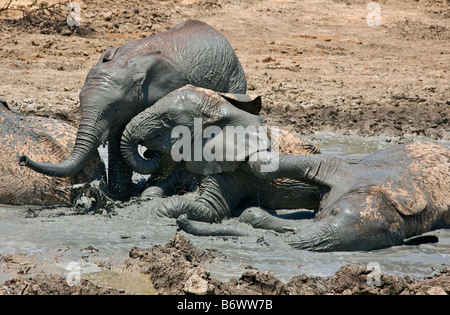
[1,0,448,139]
[1,0,449,295]
[124,233,450,295]
[0,273,125,295]
[2,233,448,295]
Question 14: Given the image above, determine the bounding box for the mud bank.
[1,234,449,295]
[124,234,450,295]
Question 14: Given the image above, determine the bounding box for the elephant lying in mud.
[179,141,450,252]
[19,20,247,200]
[0,100,105,206]
[120,85,322,223]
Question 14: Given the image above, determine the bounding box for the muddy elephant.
[19,20,247,200]
[179,141,450,251]
[0,100,105,206]
[120,85,321,223]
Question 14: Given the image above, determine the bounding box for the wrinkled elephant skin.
[120,85,321,223]
[18,20,247,200]
[0,100,105,206]
[242,141,450,251]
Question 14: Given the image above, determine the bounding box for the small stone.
[183,273,214,295]
[426,286,447,295]
[60,29,73,36]
[262,56,276,63]
[104,11,113,21]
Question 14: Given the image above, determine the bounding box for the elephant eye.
[162,116,172,127]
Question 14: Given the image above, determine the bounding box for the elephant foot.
[140,185,165,199]
[153,197,186,219]
[238,207,297,233]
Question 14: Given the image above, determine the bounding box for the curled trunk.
[120,119,161,175]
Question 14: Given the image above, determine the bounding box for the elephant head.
[19,48,188,177]
[18,20,247,187]
[246,141,450,251]
[120,85,266,175]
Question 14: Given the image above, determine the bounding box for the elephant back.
[265,126,321,156]
[142,20,247,94]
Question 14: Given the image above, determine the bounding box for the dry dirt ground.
[0,0,449,295]
[1,0,449,139]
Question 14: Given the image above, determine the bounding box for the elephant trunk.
[120,113,161,175]
[287,222,339,252]
[19,108,107,178]
[286,215,348,252]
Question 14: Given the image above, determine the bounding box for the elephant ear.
[99,46,120,62]
[128,52,188,105]
[185,92,270,175]
[219,93,262,115]
[378,176,428,216]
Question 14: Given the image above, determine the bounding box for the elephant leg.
[140,167,181,199]
[175,206,346,251]
[237,207,300,233]
[175,208,301,237]
[153,194,226,223]
[141,164,199,199]
[237,207,342,251]
[176,214,250,237]
[154,171,246,222]
[108,136,133,201]
[176,205,304,237]
[141,177,176,199]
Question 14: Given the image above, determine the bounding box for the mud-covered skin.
[18,20,247,201]
[194,141,449,251]
[147,162,320,223]
[0,100,105,206]
[121,85,320,222]
[140,126,321,223]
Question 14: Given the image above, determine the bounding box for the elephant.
[120,85,322,223]
[178,141,450,251]
[18,20,247,200]
[0,99,105,206]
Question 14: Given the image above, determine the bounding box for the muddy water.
[0,133,449,286]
